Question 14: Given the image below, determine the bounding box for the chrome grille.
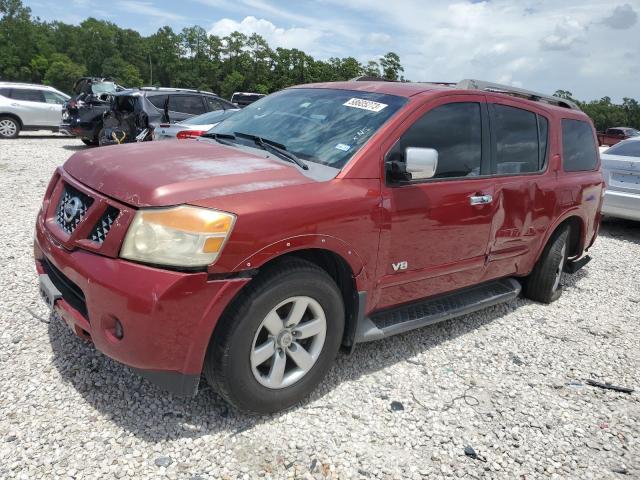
[88,207,119,244]
[56,185,93,234]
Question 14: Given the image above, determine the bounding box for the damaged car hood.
[63,140,316,207]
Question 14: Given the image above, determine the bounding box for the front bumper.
[34,216,250,396]
[602,189,640,221]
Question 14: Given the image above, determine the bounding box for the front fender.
[233,234,365,277]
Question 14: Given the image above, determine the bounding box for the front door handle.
[470,194,493,205]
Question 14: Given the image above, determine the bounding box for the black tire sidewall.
[213,268,344,413]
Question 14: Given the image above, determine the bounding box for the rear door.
[482,99,553,280]
[9,88,57,126]
[376,94,497,309]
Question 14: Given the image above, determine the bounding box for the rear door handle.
[470,194,493,205]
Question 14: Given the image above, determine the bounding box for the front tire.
[204,258,344,413]
[523,227,569,303]
[0,116,20,139]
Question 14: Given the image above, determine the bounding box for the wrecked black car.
[59,77,123,146]
[98,87,235,146]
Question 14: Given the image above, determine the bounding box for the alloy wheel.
[250,296,327,389]
[0,119,17,138]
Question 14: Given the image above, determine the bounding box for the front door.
[375,95,497,310]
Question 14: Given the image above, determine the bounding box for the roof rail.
[139,86,217,96]
[457,79,580,110]
[350,76,395,82]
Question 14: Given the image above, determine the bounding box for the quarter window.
[562,119,597,172]
[168,95,206,115]
[11,89,45,102]
[493,105,541,174]
[387,102,482,180]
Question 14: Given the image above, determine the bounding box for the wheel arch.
[0,112,23,128]
[537,213,586,264]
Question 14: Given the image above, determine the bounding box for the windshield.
[627,129,640,137]
[187,109,238,126]
[92,82,117,95]
[209,88,407,169]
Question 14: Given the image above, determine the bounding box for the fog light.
[114,319,124,340]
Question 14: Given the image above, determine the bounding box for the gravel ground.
[0,133,639,480]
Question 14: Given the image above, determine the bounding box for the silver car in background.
[152,108,239,141]
[0,82,70,138]
[601,137,640,221]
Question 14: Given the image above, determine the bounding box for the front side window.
[11,89,45,103]
[562,119,597,172]
[493,104,541,174]
[210,88,407,169]
[386,102,482,180]
[169,95,206,115]
[43,91,67,104]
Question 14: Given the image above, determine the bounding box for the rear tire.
[0,116,20,139]
[523,227,569,304]
[204,258,344,414]
[81,137,98,146]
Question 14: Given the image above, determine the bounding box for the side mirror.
[405,147,438,180]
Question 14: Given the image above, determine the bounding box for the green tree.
[43,54,86,93]
[379,52,403,81]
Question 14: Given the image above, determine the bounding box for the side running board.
[355,278,521,343]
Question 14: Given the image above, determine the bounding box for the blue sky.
[24,0,640,101]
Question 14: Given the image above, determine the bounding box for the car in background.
[99,87,236,146]
[0,82,70,139]
[59,77,124,146]
[153,108,239,141]
[230,92,266,108]
[597,127,640,147]
[601,137,640,221]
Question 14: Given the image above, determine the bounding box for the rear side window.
[604,140,640,158]
[147,94,168,110]
[11,89,45,102]
[492,105,541,174]
[0,88,10,97]
[169,95,206,115]
[389,102,482,179]
[562,119,597,172]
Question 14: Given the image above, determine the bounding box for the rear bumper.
[602,189,640,221]
[34,215,250,396]
[59,121,96,139]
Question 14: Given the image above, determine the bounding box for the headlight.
[121,205,235,268]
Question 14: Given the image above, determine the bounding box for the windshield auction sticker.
[343,98,388,112]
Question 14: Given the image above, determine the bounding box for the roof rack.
[456,79,580,110]
[139,86,217,96]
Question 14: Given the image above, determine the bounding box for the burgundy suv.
[35,80,604,413]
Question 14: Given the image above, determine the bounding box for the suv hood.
[64,140,314,207]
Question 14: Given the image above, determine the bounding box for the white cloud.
[116,1,187,22]
[209,16,325,51]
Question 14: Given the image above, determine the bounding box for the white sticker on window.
[343,98,388,112]
[335,143,351,152]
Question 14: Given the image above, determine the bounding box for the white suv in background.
[0,82,70,139]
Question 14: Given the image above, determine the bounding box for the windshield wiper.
[200,132,237,147]
[234,132,309,170]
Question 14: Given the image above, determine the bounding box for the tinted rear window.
[493,105,540,174]
[11,89,45,102]
[605,140,640,158]
[562,119,598,172]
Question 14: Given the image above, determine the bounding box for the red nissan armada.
[35,79,604,413]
